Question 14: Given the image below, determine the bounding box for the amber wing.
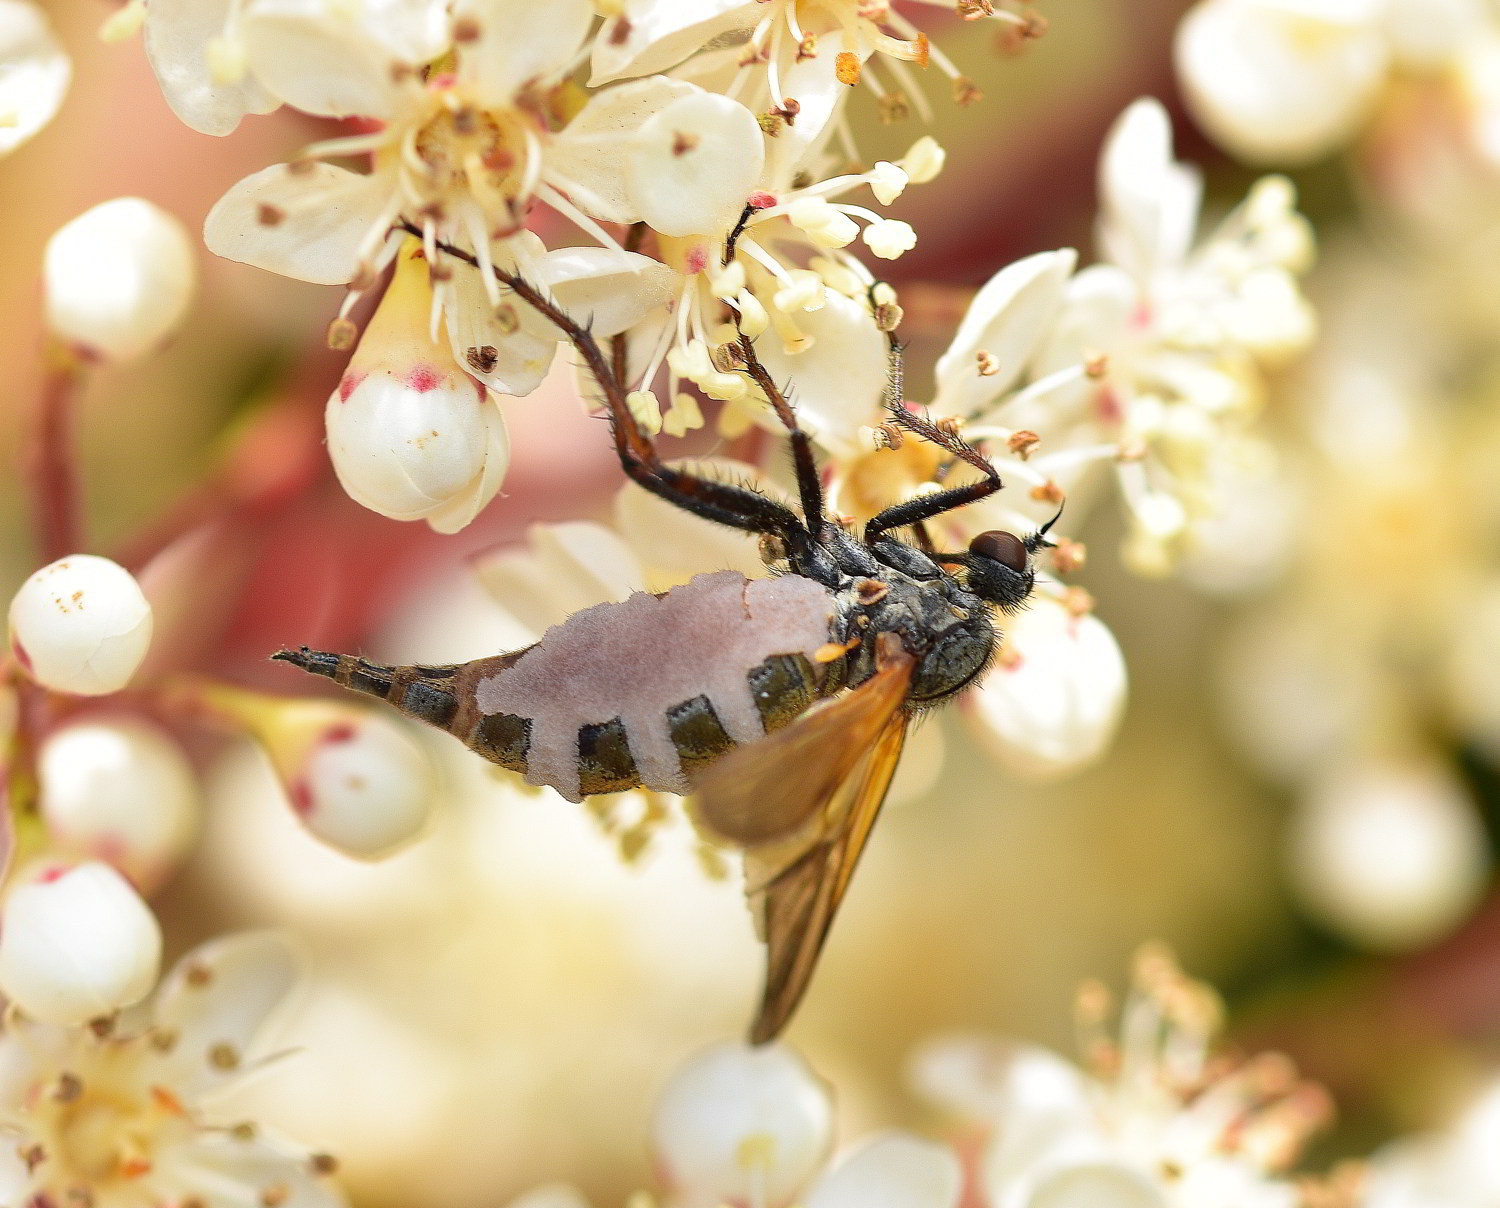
[693,635,915,1043]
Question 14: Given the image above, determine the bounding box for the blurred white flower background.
[3,2,1500,1208]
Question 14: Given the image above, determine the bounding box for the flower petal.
[455,0,594,106]
[474,520,647,636]
[151,931,303,1096]
[907,1034,1093,1123]
[241,0,410,119]
[933,250,1076,417]
[1095,99,1202,281]
[204,163,393,285]
[424,398,511,534]
[590,0,754,83]
[752,290,888,458]
[805,1133,962,1208]
[548,77,698,224]
[539,247,679,337]
[0,0,70,154]
[626,89,765,237]
[158,1133,346,1208]
[144,0,279,136]
[962,597,1127,780]
[613,458,777,585]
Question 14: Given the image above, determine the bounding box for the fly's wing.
[692,635,915,1043]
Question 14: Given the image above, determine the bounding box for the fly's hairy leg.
[402,221,811,544]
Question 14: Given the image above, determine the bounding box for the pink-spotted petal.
[204,163,394,285]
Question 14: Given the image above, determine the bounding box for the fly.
[275,214,1057,1043]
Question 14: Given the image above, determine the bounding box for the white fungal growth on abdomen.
[473,570,835,801]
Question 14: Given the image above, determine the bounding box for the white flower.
[1364,1076,1500,1208]
[44,198,198,362]
[201,2,680,396]
[1287,758,1488,950]
[653,1042,833,1208]
[8,555,154,696]
[591,0,1029,134]
[0,0,69,155]
[326,242,510,533]
[38,718,200,894]
[962,595,1127,780]
[911,948,1330,1208]
[0,862,162,1025]
[0,930,344,1208]
[1175,0,1388,163]
[939,98,1315,575]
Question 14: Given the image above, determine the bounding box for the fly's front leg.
[864,402,1005,542]
[409,223,811,544]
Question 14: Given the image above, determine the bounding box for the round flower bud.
[328,247,508,534]
[652,1042,833,1206]
[251,699,434,860]
[38,718,199,893]
[1289,759,1487,950]
[805,1134,962,1208]
[963,597,1127,780]
[1174,0,1387,164]
[44,198,197,360]
[0,0,70,156]
[0,861,162,1023]
[8,555,153,696]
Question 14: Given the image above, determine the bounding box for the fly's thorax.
[830,570,997,703]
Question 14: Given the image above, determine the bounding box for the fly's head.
[958,507,1060,614]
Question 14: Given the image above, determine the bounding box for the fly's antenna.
[1027,500,1065,551]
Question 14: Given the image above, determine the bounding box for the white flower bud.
[253,700,435,860]
[868,161,910,206]
[43,198,197,361]
[1289,760,1487,950]
[805,1134,961,1208]
[0,0,70,156]
[328,249,509,534]
[0,861,162,1023]
[964,597,1127,780]
[38,718,199,893]
[8,555,153,696]
[652,1042,834,1207]
[1174,0,1388,163]
[899,136,946,184]
[862,219,917,260]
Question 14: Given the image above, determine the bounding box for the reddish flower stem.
[29,346,85,564]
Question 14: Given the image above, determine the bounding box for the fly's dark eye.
[969,529,1027,572]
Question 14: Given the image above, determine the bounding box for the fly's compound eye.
[969,530,1028,572]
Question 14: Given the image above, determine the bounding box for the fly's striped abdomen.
[275,570,837,803]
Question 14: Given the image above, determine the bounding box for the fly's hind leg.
[404,221,812,549]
